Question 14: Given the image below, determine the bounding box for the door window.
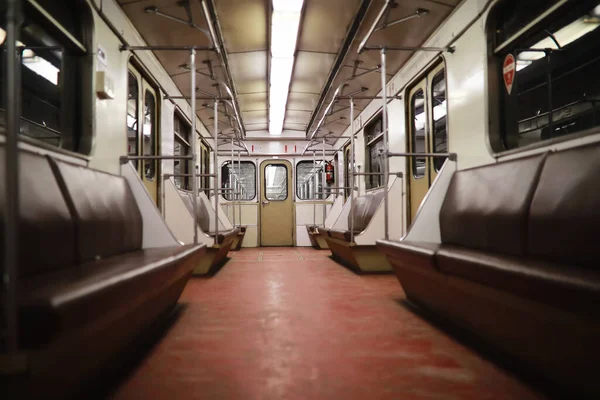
[144,90,157,180]
[127,72,139,169]
[431,71,448,171]
[264,164,288,201]
[410,89,426,179]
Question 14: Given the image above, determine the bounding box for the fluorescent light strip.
[269,0,304,135]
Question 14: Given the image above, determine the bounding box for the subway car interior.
[1,0,600,398]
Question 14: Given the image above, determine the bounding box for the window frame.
[173,111,192,190]
[486,0,600,155]
[364,114,385,190]
[221,160,257,201]
[264,163,288,201]
[296,160,329,200]
[0,0,94,154]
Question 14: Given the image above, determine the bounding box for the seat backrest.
[179,191,211,232]
[349,189,386,233]
[51,158,143,263]
[528,142,600,267]
[439,153,547,256]
[0,147,76,278]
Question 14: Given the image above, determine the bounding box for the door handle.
[262,200,270,206]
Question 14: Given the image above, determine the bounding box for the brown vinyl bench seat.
[0,146,205,397]
[377,142,600,396]
[19,245,201,349]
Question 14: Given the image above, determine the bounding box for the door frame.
[127,61,161,206]
[405,60,447,227]
[259,159,295,246]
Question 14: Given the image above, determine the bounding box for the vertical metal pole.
[322,139,327,227]
[381,48,389,240]
[547,51,553,137]
[3,0,21,353]
[190,49,198,244]
[237,150,242,228]
[230,139,236,227]
[349,98,355,243]
[312,151,316,226]
[213,100,219,245]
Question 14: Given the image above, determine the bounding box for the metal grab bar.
[120,155,193,164]
[385,152,457,161]
[198,188,234,192]
[163,173,216,178]
[354,172,403,177]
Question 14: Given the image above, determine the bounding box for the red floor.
[111,247,544,399]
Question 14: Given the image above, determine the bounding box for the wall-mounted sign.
[503,54,516,95]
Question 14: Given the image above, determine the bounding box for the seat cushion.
[528,143,600,268]
[0,147,76,278]
[307,225,318,234]
[19,244,206,349]
[50,158,143,263]
[440,153,547,257]
[437,245,600,317]
[328,229,347,241]
[206,228,240,245]
[377,240,440,272]
[328,229,362,242]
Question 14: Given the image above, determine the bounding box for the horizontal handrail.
[198,188,234,192]
[354,172,403,177]
[120,155,193,164]
[164,173,216,178]
[385,152,457,161]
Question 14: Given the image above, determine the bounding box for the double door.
[127,64,159,204]
[407,63,448,224]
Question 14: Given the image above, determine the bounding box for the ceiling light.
[269,0,304,135]
[0,28,5,45]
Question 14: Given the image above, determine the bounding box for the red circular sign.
[503,54,516,95]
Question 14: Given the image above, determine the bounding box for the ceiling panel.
[241,109,268,125]
[284,109,312,125]
[246,124,268,131]
[238,93,267,112]
[228,51,268,94]
[214,0,268,53]
[286,92,320,112]
[283,122,308,131]
[289,51,336,94]
[297,0,362,53]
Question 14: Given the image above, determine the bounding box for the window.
[127,72,139,168]
[264,164,288,200]
[411,89,426,178]
[364,115,384,189]
[127,65,160,193]
[144,90,157,180]
[0,0,92,153]
[431,71,448,171]
[296,160,329,200]
[344,144,351,198]
[490,0,600,151]
[201,142,211,195]
[174,114,191,190]
[221,161,256,201]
